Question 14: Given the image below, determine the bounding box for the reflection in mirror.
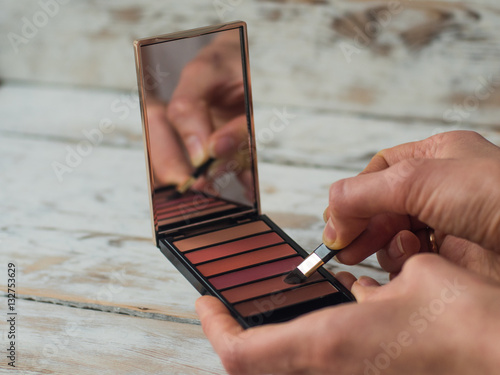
[138,28,256,231]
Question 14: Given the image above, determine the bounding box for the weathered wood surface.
[0,82,402,373]
[1,2,499,373]
[0,297,226,374]
[2,83,500,172]
[1,81,500,372]
[1,0,500,124]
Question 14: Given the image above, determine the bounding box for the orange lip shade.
[185,232,284,264]
[174,220,270,251]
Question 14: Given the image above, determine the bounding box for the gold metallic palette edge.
[134,21,355,329]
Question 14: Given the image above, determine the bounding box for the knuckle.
[395,158,418,177]
[312,319,351,373]
[401,253,437,277]
[219,344,245,375]
[396,159,428,215]
[166,97,194,123]
[445,130,484,143]
[328,179,349,218]
[429,130,484,152]
[181,60,205,79]
[145,103,165,123]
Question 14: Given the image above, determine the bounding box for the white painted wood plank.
[2,83,499,173]
[253,105,500,171]
[0,297,226,374]
[2,83,499,292]
[0,133,387,321]
[0,83,143,146]
[1,1,499,123]
[0,223,201,321]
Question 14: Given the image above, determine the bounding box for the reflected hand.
[148,32,250,190]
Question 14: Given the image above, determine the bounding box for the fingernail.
[333,255,343,264]
[388,234,405,259]
[323,218,337,248]
[185,135,205,167]
[357,276,379,287]
[210,136,235,158]
[322,207,329,223]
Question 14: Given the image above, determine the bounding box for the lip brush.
[177,157,215,194]
[284,243,341,284]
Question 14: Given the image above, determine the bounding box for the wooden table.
[1,82,498,374]
[1,0,500,372]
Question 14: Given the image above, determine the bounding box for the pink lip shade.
[208,256,302,290]
[221,272,324,304]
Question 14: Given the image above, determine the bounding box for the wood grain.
[2,83,499,173]
[0,297,225,374]
[1,0,499,124]
[2,3,500,365]
[0,131,388,317]
[0,81,394,372]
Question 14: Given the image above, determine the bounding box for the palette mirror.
[134,22,355,328]
[138,26,257,237]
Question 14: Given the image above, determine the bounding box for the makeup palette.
[134,21,355,328]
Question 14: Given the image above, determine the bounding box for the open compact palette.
[134,21,355,328]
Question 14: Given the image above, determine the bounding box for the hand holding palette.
[133,21,355,328]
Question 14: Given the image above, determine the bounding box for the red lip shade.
[233,281,338,317]
[197,243,297,277]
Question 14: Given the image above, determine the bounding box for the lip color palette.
[162,217,353,326]
[134,21,355,328]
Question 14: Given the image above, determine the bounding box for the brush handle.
[313,243,341,264]
[193,157,215,178]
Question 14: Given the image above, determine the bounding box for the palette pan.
[134,21,355,328]
[162,218,353,326]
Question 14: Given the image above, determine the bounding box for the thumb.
[325,158,500,253]
[351,276,381,303]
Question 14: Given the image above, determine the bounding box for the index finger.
[195,296,315,374]
[196,296,388,375]
[166,59,219,166]
[363,131,498,174]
